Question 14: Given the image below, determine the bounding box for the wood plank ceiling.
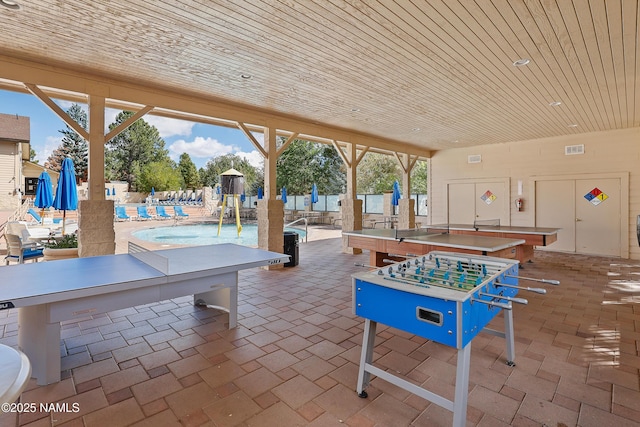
[0,0,638,154]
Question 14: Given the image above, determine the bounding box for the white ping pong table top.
[1,243,289,307]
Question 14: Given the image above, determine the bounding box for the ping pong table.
[343,228,525,267]
[426,223,560,263]
[0,243,289,385]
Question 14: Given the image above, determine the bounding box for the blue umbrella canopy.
[112,186,116,195]
[240,191,246,203]
[281,186,288,204]
[151,187,155,196]
[311,183,319,204]
[34,171,54,209]
[106,187,110,196]
[392,180,401,206]
[53,157,78,234]
[257,187,263,200]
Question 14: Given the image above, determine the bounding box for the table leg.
[356,319,377,397]
[504,307,516,366]
[452,343,472,427]
[18,305,61,385]
[193,272,238,329]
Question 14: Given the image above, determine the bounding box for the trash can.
[283,231,299,267]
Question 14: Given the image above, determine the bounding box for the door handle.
[576,218,582,222]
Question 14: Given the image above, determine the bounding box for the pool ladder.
[284,217,308,243]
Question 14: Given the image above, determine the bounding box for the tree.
[199,154,262,194]
[137,161,182,192]
[106,111,170,191]
[356,153,401,194]
[30,147,37,163]
[178,153,201,190]
[276,139,345,194]
[410,160,428,193]
[46,103,88,181]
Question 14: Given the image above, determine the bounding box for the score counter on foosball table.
[351,251,559,427]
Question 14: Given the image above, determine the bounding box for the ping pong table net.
[128,242,170,274]
[473,219,500,229]
[393,228,442,241]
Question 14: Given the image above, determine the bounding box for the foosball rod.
[383,259,489,282]
[477,291,528,305]
[505,275,560,285]
[354,263,476,290]
[495,281,546,294]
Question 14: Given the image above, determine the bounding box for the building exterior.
[0,113,30,211]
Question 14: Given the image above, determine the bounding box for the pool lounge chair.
[136,206,154,220]
[173,206,189,219]
[4,232,44,265]
[27,208,62,225]
[115,206,131,221]
[155,206,172,220]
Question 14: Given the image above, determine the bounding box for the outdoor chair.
[115,206,131,221]
[173,206,189,219]
[4,233,44,265]
[27,208,62,225]
[155,206,172,220]
[136,206,154,221]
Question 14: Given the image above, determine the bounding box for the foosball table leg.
[356,319,377,398]
[452,344,472,427]
[504,308,516,366]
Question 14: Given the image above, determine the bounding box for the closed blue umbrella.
[281,187,288,204]
[240,191,246,203]
[151,187,155,196]
[392,180,401,206]
[34,171,54,224]
[311,183,319,204]
[106,188,110,196]
[112,186,116,196]
[53,158,78,234]
[257,187,263,200]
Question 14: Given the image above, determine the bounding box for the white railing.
[284,217,308,243]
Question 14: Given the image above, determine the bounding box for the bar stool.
[0,344,32,427]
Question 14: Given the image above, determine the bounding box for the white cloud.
[235,150,264,168]
[34,135,63,164]
[145,116,194,138]
[168,136,264,169]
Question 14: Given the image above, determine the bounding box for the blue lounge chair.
[28,208,62,224]
[115,206,131,221]
[173,206,189,219]
[155,206,172,220]
[136,206,154,220]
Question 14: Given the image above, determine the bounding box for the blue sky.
[0,90,263,170]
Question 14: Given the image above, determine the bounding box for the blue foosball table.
[352,251,558,427]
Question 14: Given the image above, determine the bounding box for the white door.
[448,183,475,224]
[536,178,621,256]
[575,179,620,256]
[447,181,508,225]
[535,180,575,252]
[475,182,507,224]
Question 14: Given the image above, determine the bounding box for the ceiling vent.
[565,144,584,155]
[467,154,482,164]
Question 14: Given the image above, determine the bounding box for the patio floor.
[1,236,639,426]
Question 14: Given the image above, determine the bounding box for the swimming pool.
[132,223,305,247]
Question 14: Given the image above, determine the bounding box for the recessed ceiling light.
[351,108,360,112]
[512,58,530,67]
[549,101,562,107]
[240,74,252,79]
[568,124,578,128]
[0,0,20,9]
[411,127,421,132]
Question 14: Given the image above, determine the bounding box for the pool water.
[132,223,305,247]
